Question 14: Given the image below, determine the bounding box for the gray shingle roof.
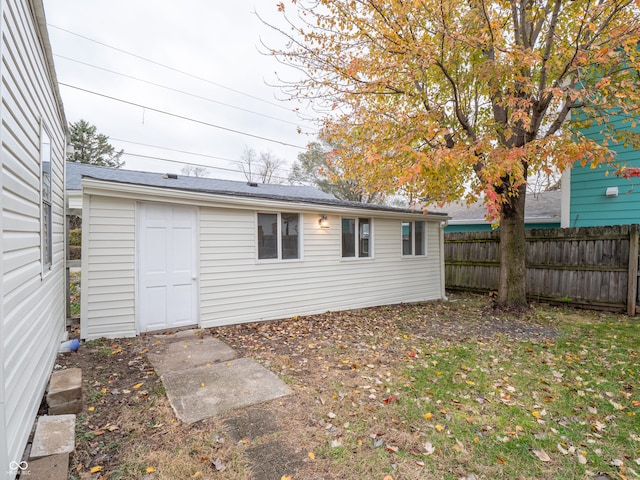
[66,162,337,201]
[67,162,448,216]
[444,190,561,223]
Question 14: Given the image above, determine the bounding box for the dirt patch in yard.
[58,293,559,479]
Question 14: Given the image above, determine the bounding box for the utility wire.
[48,23,314,119]
[123,151,291,183]
[112,137,289,171]
[111,137,241,163]
[59,82,308,150]
[54,54,316,131]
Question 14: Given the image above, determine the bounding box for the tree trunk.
[497,184,528,308]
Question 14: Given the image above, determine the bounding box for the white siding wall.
[0,1,66,478]
[80,195,137,339]
[82,194,446,339]
[199,209,443,327]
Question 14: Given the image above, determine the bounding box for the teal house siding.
[569,114,640,227]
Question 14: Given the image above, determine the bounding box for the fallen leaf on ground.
[533,449,551,462]
[212,458,226,472]
[424,441,435,455]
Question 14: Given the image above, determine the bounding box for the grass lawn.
[62,293,639,480]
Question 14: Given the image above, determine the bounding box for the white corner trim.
[561,168,571,228]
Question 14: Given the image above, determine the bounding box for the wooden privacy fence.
[445,224,640,315]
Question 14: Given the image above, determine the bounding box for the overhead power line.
[110,137,240,163]
[122,151,291,183]
[59,82,308,150]
[48,23,314,119]
[54,53,316,131]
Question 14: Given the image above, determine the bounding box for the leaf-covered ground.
[60,292,639,480]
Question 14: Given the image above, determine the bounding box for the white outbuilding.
[67,162,449,340]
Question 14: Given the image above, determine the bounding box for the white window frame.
[341,217,373,259]
[40,123,53,274]
[401,220,427,257]
[256,212,302,262]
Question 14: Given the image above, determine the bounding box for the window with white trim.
[41,127,53,269]
[257,212,300,260]
[342,217,371,258]
[402,220,426,256]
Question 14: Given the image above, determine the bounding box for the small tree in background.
[289,140,386,203]
[181,164,210,177]
[239,146,286,184]
[68,119,124,168]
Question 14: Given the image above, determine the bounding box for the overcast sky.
[42,1,318,182]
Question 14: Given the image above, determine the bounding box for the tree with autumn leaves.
[269,0,640,308]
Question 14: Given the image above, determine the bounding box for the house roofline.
[81,177,450,220]
[449,216,560,225]
[31,0,67,130]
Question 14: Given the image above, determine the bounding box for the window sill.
[340,256,375,262]
[256,258,304,264]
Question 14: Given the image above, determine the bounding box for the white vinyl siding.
[199,211,442,328]
[1,1,66,478]
[81,195,137,339]
[80,190,446,339]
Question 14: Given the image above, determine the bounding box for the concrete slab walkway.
[147,330,291,424]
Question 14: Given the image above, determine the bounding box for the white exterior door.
[138,203,198,332]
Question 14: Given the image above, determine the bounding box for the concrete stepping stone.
[47,368,82,415]
[30,415,75,459]
[148,337,238,376]
[161,357,291,423]
[26,453,69,480]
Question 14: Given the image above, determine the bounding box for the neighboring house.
[443,190,562,233]
[1,1,67,478]
[66,162,449,340]
[562,115,640,228]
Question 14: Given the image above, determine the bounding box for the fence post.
[627,224,639,316]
